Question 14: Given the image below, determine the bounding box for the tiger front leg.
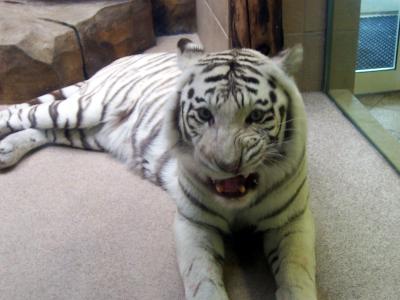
[174,213,229,300]
[0,129,48,169]
[264,208,317,300]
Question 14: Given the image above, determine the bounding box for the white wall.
[361,0,400,14]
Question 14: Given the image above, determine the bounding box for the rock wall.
[0,0,155,104]
[151,0,196,35]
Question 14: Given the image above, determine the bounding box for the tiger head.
[167,38,306,207]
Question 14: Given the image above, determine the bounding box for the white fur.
[0,44,316,300]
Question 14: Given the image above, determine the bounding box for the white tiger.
[0,38,316,300]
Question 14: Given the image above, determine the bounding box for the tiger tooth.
[239,185,246,194]
[216,184,224,193]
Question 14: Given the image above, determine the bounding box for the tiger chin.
[0,38,317,300]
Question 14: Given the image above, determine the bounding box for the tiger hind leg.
[0,84,84,138]
[0,85,104,140]
[0,127,103,169]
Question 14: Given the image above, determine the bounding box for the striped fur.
[0,39,316,300]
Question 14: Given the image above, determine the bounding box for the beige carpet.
[1,35,399,300]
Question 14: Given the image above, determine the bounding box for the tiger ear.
[177,38,205,70]
[272,44,303,76]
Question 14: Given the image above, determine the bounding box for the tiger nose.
[215,158,241,174]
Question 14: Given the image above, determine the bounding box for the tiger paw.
[0,134,30,169]
[0,141,18,169]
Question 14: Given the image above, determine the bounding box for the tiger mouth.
[210,173,259,198]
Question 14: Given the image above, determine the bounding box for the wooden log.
[229,0,251,49]
[229,0,284,55]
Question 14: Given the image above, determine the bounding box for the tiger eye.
[246,109,265,124]
[197,107,213,123]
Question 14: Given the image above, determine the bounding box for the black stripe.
[100,102,108,122]
[188,73,195,85]
[78,130,91,149]
[114,81,140,109]
[28,106,38,128]
[78,55,139,101]
[94,138,105,151]
[144,101,169,128]
[194,97,206,103]
[268,230,303,271]
[138,121,162,157]
[284,90,293,141]
[267,247,279,263]
[17,109,23,121]
[187,88,194,99]
[239,75,259,84]
[204,74,227,83]
[245,86,258,95]
[131,99,160,154]
[258,203,308,236]
[48,101,60,128]
[268,79,277,89]
[270,90,277,103]
[265,125,275,131]
[205,87,216,95]
[270,255,279,269]
[188,114,203,125]
[145,53,175,67]
[201,63,227,73]
[257,176,307,222]
[51,130,57,143]
[76,98,83,127]
[200,244,225,265]
[173,93,184,142]
[155,151,172,188]
[193,278,219,298]
[108,75,144,109]
[179,180,228,222]
[246,143,262,162]
[6,120,14,132]
[263,115,274,123]
[180,102,191,141]
[251,146,306,207]
[274,249,314,282]
[236,61,263,75]
[64,129,73,146]
[238,89,246,108]
[236,52,258,58]
[177,210,227,236]
[275,106,286,139]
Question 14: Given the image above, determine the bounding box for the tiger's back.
[0,52,181,186]
[90,52,182,185]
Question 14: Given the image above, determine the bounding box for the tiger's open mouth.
[210,173,259,198]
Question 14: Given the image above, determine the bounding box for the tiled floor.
[358,91,400,141]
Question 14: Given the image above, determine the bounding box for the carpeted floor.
[1,35,399,300]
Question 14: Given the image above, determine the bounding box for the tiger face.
[169,39,303,204]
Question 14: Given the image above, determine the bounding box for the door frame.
[324,0,400,174]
